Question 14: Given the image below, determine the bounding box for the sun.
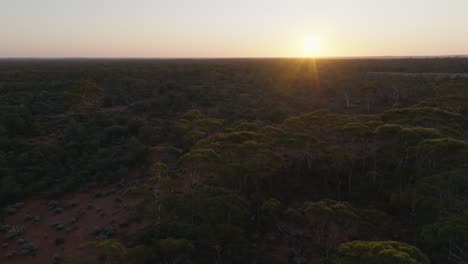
[304,38,321,56]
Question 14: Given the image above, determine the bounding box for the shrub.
[55,237,65,246]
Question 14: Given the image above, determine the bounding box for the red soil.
[0,186,146,264]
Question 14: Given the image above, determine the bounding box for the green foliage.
[55,237,65,245]
[336,122,372,137]
[381,107,466,136]
[105,125,127,139]
[175,110,224,146]
[411,169,468,223]
[5,225,24,239]
[415,138,468,174]
[421,214,468,263]
[179,148,220,163]
[160,186,251,263]
[375,124,445,142]
[156,238,194,263]
[3,59,468,264]
[301,199,359,224]
[128,238,194,264]
[181,109,205,121]
[83,239,127,263]
[0,106,39,136]
[0,175,22,205]
[63,260,90,264]
[323,240,430,264]
[416,137,468,155]
[196,118,224,132]
[293,199,362,257]
[261,198,282,216]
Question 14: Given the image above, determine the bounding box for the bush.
[55,237,65,246]
[323,240,430,264]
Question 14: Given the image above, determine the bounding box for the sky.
[1,0,468,58]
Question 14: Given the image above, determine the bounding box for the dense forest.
[1,58,468,264]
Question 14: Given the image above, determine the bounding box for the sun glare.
[304,38,320,57]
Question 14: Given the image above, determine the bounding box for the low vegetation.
[1,58,468,263]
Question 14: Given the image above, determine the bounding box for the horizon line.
[1,54,468,60]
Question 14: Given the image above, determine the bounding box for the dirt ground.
[0,185,147,264]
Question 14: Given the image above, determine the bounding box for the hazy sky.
[1,0,468,58]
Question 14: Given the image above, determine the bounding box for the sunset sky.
[1,0,468,58]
